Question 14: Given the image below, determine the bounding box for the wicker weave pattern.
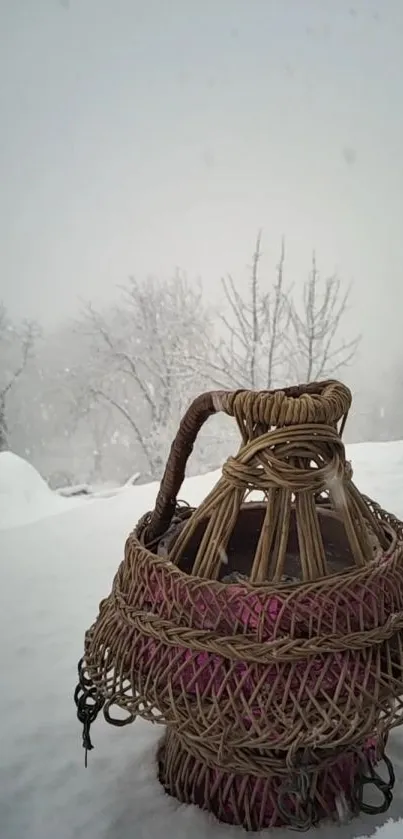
[86,532,403,758]
[158,729,373,830]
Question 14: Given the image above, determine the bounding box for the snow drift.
[0,451,85,530]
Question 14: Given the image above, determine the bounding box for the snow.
[1,441,403,838]
[0,451,86,530]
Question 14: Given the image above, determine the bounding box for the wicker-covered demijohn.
[75,380,403,831]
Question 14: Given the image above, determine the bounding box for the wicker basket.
[75,380,403,831]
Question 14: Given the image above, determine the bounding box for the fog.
[1,0,403,488]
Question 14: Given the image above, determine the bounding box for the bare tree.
[261,238,290,388]
[285,254,360,381]
[197,233,290,391]
[79,273,212,480]
[0,304,39,451]
[197,235,359,396]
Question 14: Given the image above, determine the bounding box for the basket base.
[157,730,374,832]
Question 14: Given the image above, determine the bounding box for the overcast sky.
[1,0,403,372]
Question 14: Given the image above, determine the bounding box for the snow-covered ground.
[1,441,403,839]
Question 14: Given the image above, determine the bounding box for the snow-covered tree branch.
[79,273,212,479]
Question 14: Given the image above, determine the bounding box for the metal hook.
[353,749,395,816]
[74,657,105,767]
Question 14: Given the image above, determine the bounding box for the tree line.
[1,234,367,488]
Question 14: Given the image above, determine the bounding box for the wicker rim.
[145,381,352,543]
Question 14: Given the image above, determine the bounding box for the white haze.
[1,1,403,487]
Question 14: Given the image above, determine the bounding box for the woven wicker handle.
[146,380,351,542]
